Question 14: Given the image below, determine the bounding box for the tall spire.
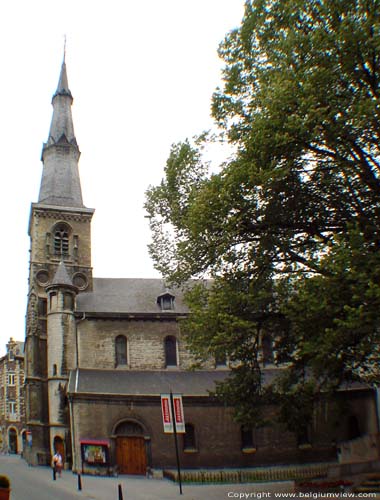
[38,56,84,208]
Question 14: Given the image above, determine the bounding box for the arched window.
[347,415,361,440]
[215,352,227,367]
[115,420,144,436]
[53,224,70,256]
[183,423,197,451]
[164,336,177,367]
[297,426,311,448]
[115,336,128,366]
[241,425,254,450]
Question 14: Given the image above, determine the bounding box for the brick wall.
[70,395,340,471]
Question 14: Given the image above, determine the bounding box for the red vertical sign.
[172,395,185,433]
[161,394,186,433]
[161,394,173,433]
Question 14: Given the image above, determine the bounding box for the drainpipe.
[69,369,79,472]
[68,395,75,471]
[75,312,86,368]
[70,313,85,472]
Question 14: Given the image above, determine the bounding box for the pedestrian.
[52,451,63,477]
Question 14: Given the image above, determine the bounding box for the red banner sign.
[173,395,185,433]
[161,395,173,433]
[161,394,185,433]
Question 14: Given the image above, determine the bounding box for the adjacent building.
[0,338,25,454]
[23,58,379,473]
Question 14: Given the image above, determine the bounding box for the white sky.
[0,0,244,355]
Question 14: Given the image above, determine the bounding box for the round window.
[72,273,88,290]
[36,269,50,286]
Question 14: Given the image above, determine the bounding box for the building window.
[297,426,311,448]
[38,297,48,334]
[183,423,197,452]
[347,415,361,440]
[8,401,16,414]
[8,373,15,386]
[164,336,177,367]
[8,350,14,361]
[262,334,274,365]
[64,293,73,310]
[215,352,227,367]
[38,298,47,316]
[115,335,128,366]
[157,292,175,311]
[53,224,70,256]
[50,292,57,309]
[241,425,255,452]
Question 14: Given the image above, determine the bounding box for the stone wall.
[338,434,379,464]
[77,318,204,370]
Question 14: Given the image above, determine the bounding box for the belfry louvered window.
[54,225,69,256]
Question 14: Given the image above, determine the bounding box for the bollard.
[78,473,82,491]
[53,467,56,481]
[118,483,124,500]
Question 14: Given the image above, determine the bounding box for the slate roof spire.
[48,259,77,291]
[38,55,84,208]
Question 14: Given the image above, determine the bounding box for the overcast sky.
[0,0,244,355]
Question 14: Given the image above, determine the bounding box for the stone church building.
[23,59,379,474]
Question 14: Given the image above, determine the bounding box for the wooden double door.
[116,437,147,475]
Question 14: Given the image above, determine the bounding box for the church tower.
[24,57,94,465]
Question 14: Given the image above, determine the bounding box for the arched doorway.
[114,420,147,475]
[53,436,65,463]
[8,428,17,454]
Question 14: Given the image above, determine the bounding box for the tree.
[145,0,380,432]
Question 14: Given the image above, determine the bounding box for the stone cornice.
[68,393,219,406]
[32,204,94,219]
[28,203,94,234]
[74,311,187,321]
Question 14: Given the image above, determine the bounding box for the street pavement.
[0,454,296,500]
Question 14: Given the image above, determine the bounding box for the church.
[23,58,379,475]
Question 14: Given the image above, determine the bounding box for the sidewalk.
[0,455,295,500]
[52,471,294,500]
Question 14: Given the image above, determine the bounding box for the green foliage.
[145,0,380,431]
[281,228,380,387]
